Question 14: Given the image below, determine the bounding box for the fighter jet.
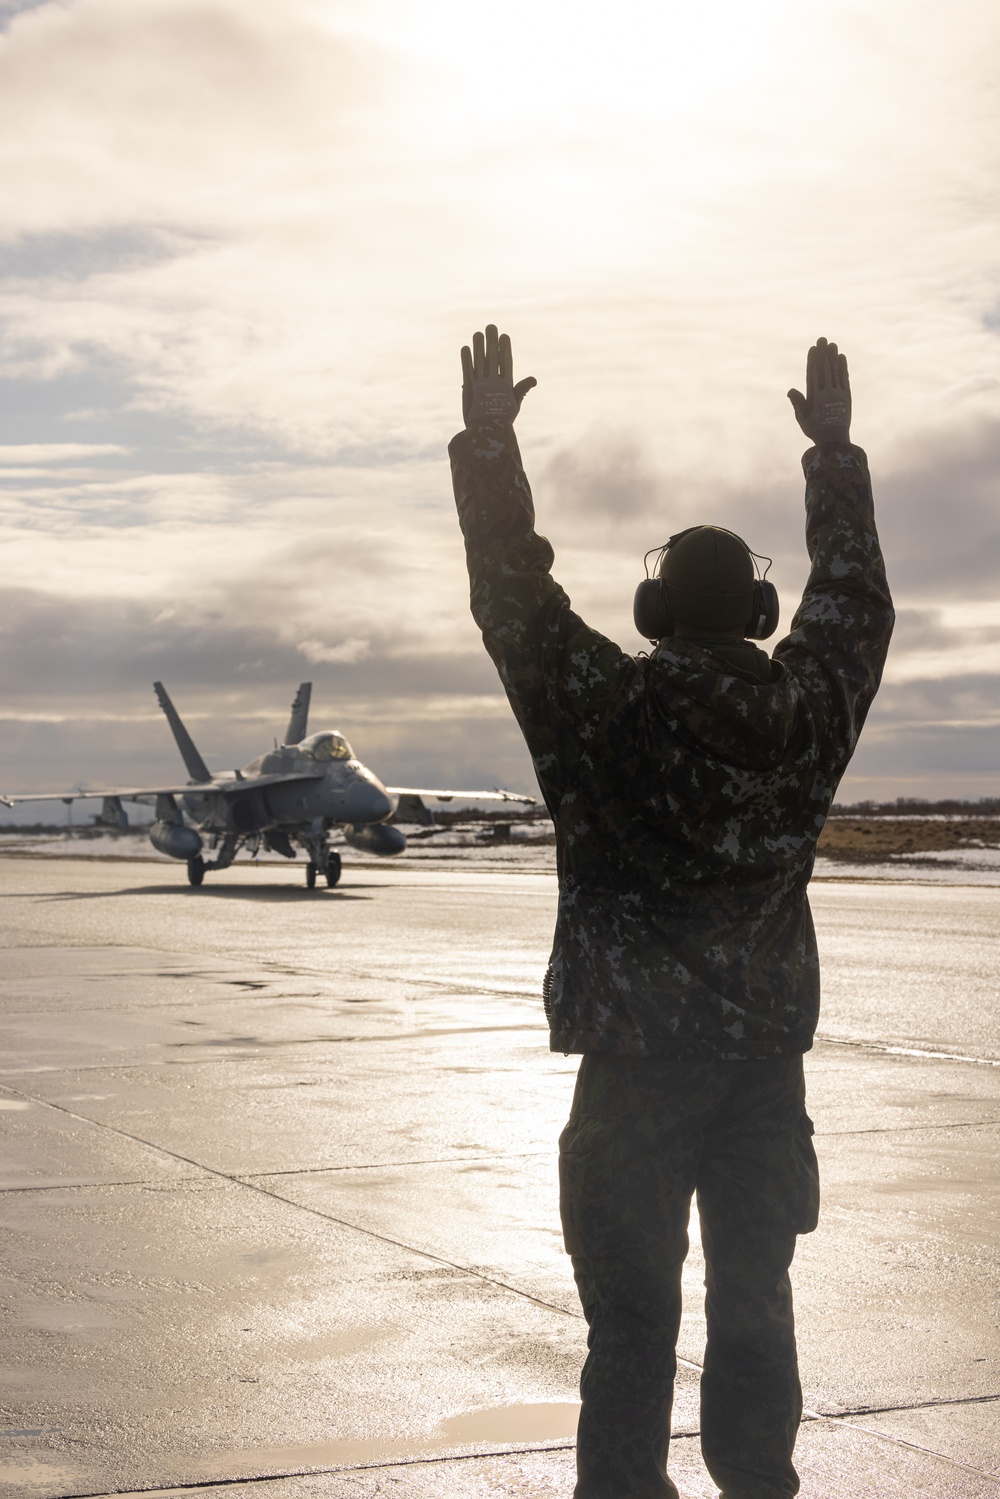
[1,682,535,887]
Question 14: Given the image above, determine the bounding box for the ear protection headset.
[632,526,780,643]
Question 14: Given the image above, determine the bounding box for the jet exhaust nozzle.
[344,823,407,857]
[149,820,204,861]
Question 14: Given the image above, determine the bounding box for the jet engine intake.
[344,823,407,857]
[150,821,204,861]
[227,791,270,833]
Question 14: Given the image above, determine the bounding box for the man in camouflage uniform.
[449,329,893,1499]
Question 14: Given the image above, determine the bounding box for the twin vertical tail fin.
[285,682,311,746]
[153,682,212,784]
[153,679,312,779]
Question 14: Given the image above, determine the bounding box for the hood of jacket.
[648,636,800,772]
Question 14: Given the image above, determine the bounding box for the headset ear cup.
[746,579,780,640]
[633,578,674,641]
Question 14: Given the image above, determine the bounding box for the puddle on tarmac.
[184,1401,580,1481]
[437,1401,579,1443]
[0,1455,84,1492]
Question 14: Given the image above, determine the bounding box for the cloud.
[0,0,993,460]
[0,441,127,461]
[297,636,371,665]
[0,1,48,28]
[0,561,510,720]
[800,670,1000,799]
[541,432,664,525]
[874,419,1000,600]
[0,0,387,234]
[864,674,1000,731]
[0,0,999,800]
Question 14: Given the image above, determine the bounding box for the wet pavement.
[0,855,997,1498]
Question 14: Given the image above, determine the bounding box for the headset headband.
[642,527,774,589]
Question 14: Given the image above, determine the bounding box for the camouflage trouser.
[559,1053,819,1499]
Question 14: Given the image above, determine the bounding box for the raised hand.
[787,337,852,446]
[461,324,537,427]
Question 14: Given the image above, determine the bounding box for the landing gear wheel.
[305,860,317,889]
[187,855,205,887]
[325,852,342,888]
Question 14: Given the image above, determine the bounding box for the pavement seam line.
[0,1176,204,1194]
[821,1117,1000,1136]
[241,1149,551,1178]
[818,1390,1000,1417]
[48,1441,583,1499]
[4,1061,994,1146]
[21,1080,993,1148]
[803,1410,1000,1479]
[0,1080,582,1320]
[815,1034,1000,1068]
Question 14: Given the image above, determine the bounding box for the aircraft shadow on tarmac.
[23,882,377,904]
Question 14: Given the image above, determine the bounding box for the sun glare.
[344,0,801,130]
[320,0,835,277]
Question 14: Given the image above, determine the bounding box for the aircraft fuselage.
[182,744,394,836]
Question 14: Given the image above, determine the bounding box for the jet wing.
[385,787,536,804]
[1,786,199,806]
[1,772,324,807]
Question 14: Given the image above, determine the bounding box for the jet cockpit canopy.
[298,730,353,762]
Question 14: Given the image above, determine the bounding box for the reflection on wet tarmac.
[0,858,998,1498]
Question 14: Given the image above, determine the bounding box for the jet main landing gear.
[304,852,342,889]
[187,855,205,887]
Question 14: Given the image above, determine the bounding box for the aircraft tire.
[305,861,317,889]
[325,852,342,888]
[187,855,205,887]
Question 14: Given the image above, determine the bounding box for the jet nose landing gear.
[302,831,342,890]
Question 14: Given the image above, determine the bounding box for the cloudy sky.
[1,0,999,809]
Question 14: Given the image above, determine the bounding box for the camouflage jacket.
[450,421,893,1060]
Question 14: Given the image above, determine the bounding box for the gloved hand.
[461,324,537,426]
[787,337,852,446]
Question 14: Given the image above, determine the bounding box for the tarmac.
[0,853,997,1499]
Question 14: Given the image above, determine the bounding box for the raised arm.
[774,338,894,769]
[449,325,636,807]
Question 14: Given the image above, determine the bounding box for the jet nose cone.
[344,780,393,824]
